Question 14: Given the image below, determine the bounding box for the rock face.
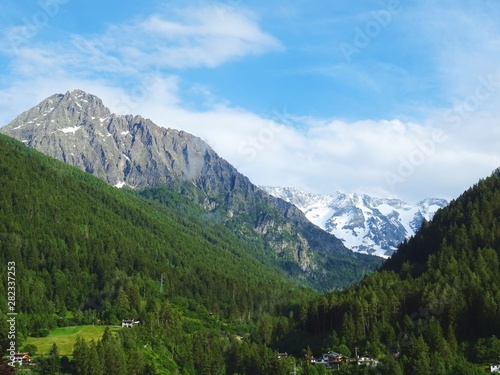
[1,89,382,290]
[4,90,219,189]
[261,186,448,258]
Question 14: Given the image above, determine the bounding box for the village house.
[313,352,345,369]
[277,352,289,359]
[121,319,140,328]
[11,352,31,366]
[491,364,500,373]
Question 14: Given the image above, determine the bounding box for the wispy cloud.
[399,1,500,99]
[1,5,282,77]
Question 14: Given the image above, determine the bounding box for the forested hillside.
[2,130,499,374]
[0,134,309,373]
[279,170,500,374]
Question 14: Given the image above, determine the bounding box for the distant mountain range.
[0,89,382,290]
[261,187,448,258]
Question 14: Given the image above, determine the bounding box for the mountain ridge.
[261,186,448,257]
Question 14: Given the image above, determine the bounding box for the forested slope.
[282,170,500,374]
[0,133,305,338]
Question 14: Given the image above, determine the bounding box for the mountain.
[261,186,448,258]
[0,89,382,290]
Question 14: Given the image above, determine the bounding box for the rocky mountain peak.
[2,90,221,189]
[6,90,112,145]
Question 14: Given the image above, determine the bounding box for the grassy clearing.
[25,325,121,356]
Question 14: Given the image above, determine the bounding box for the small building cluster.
[310,351,379,370]
[311,352,348,369]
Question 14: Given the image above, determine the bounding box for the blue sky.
[1,0,500,202]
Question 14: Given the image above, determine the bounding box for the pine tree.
[72,336,89,375]
[44,343,61,375]
[102,336,127,375]
[0,357,15,375]
[341,313,356,345]
[404,335,431,375]
[88,340,104,375]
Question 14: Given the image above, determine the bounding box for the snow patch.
[115,181,126,188]
[121,131,129,136]
[60,126,81,134]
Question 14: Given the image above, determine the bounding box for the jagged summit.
[3,89,218,189]
[261,186,448,258]
[10,90,111,133]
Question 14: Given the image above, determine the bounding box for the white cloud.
[0,4,282,122]
[105,7,282,69]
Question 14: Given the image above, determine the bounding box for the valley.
[0,93,499,375]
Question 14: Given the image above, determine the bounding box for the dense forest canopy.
[1,133,500,374]
[0,134,309,373]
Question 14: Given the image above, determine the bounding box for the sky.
[1,0,500,202]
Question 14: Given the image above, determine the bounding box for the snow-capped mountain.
[261,187,448,258]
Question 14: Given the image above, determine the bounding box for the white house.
[121,319,140,328]
[491,364,500,373]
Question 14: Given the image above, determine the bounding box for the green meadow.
[25,325,121,357]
